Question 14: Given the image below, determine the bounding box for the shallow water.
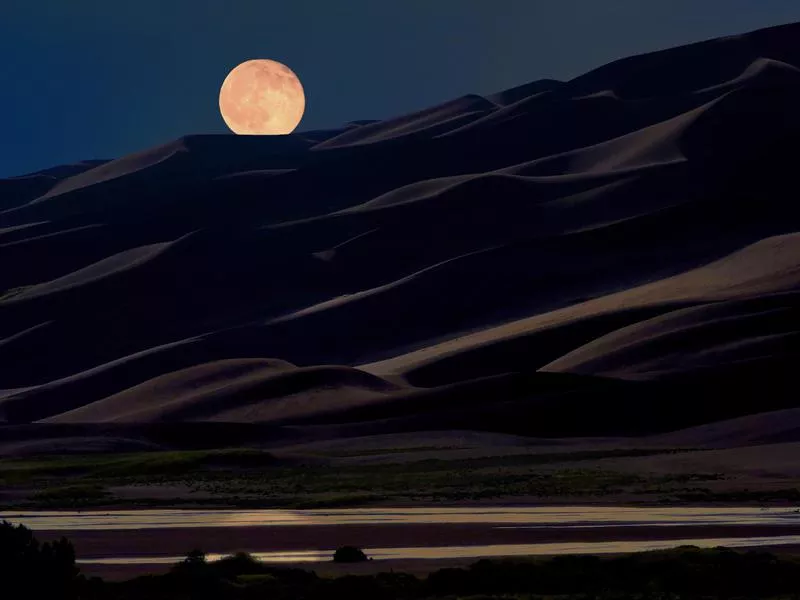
[3,506,800,531]
[78,535,800,565]
[5,506,800,565]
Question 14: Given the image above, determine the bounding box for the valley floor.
[3,434,800,510]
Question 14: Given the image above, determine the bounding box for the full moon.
[219,59,305,135]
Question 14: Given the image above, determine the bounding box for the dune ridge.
[2,22,800,448]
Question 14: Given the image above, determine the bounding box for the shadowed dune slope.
[43,360,403,424]
[2,22,800,445]
[652,408,800,448]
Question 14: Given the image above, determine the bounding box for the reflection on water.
[3,506,800,531]
[78,535,800,566]
[5,507,800,567]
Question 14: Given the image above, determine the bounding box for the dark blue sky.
[2,1,799,178]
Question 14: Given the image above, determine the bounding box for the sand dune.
[45,361,402,424]
[312,95,496,149]
[1,22,800,448]
[654,409,800,448]
[363,233,800,381]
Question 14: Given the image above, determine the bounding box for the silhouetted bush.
[333,545,370,563]
[423,546,800,598]
[0,520,82,598]
[170,547,209,576]
[327,574,390,600]
[212,551,266,579]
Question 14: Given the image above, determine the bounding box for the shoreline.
[69,534,800,581]
[6,497,800,512]
[74,545,800,582]
[13,505,800,581]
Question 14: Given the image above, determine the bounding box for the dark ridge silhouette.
[2,22,800,448]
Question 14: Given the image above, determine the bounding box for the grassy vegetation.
[0,446,738,509]
[673,488,800,503]
[0,448,281,482]
[30,484,111,506]
[195,464,648,504]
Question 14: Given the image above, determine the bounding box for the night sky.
[2,1,799,178]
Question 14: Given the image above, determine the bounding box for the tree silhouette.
[0,520,81,598]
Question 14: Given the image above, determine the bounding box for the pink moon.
[219,59,306,135]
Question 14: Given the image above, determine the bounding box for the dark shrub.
[327,574,388,600]
[333,545,369,563]
[212,551,265,579]
[0,520,81,598]
[170,548,212,578]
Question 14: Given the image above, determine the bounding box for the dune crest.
[2,22,800,445]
